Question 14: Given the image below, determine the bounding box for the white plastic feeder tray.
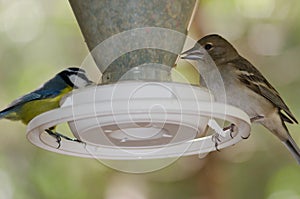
[26,81,251,160]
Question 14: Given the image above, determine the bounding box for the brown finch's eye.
[204,43,213,50]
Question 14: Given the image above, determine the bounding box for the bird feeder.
[26,0,251,168]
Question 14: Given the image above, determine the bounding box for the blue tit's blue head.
[45,67,94,90]
[58,67,94,88]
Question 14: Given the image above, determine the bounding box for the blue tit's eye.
[204,43,213,50]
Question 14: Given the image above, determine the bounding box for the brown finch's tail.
[283,135,300,164]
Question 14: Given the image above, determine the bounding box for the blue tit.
[0,67,94,148]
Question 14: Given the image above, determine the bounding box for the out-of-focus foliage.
[0,0,300,199]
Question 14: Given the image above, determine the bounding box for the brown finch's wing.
[228,57,298,124]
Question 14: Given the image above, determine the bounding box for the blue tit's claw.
[45,129,62,148]
[56,140,61,149]
[45,128,84,149]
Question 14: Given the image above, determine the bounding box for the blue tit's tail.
[0,109,8,119]
[0,106,14,120]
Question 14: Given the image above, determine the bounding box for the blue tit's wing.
[2,89,61,112]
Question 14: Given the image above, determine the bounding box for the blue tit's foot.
[45,128,84,149]
[45,129,62,148]
[223,123,235,138]
[211,133,221,152]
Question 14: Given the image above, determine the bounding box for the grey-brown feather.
[190,34,300,164]
[229,57,298,124]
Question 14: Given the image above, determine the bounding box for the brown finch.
[181,34,300,164]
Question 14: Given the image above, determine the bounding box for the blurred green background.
[1,0,300,199]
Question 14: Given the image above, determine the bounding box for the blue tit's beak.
[180,46,205,60]
[87,79,95,86]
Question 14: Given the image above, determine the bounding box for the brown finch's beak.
[180,46,205,60]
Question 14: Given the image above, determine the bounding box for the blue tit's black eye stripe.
[76,73,90,81]
[66,67,86,74]
[56,67,93,88]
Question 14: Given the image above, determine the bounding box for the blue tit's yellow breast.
[20,87,72,124]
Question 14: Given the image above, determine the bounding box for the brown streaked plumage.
[181,34,300,164]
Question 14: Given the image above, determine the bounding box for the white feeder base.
[26,81,251,160]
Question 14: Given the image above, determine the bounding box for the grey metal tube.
[69,0,196,83]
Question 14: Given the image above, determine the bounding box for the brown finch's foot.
[250,115,264,123]
[212,134,221,152]
[223,123,235,138]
